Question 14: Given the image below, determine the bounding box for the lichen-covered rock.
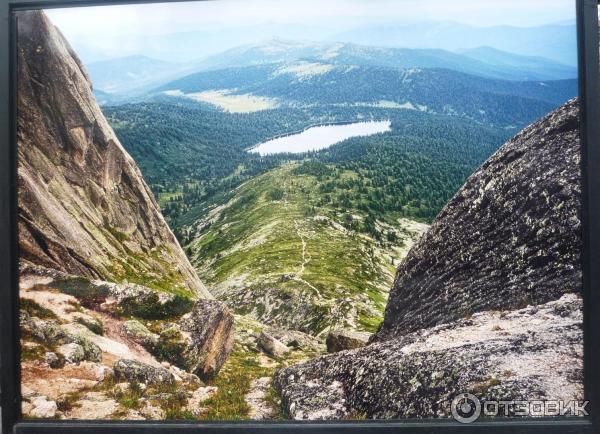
[75,314,103,335]
[275,294,583,420]
[113,359,174,385]
[326,330,372,353]
[376,100,581,340]
[20,312,101,362]
[257,332,291,358]
[16,10,210,299]
[122,320,159,348]
[178,300,235,380]
[57,343,85,364]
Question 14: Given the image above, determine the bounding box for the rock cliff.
[376,98,581,340]
[17,10,210,299]
[274,100,584,419]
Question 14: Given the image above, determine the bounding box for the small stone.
[44,351,62,369]
[112,382,130,395]
[58,343,85,364]
[326,330,372,353]
[257,332,291,358]
[22,401,34,415]
[139,401,166,419]
[93,365,113,381]
[21,385,37,399]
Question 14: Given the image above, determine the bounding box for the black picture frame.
[1,0,599,433]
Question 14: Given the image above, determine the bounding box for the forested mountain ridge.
[105,103,511,229]
[185,163,429,335]
[158,61,576,128]
[192,39,576,81]
[85,39,577,99]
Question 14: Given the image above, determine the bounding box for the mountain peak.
[17,10,210,299]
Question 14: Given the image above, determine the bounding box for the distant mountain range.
[72,20,576,67]
[87,39,577,100]
[194,39,576,81]
[330,21,577,66]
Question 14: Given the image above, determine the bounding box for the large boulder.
[326,330,372,353]
[274,294,583,420]
[376,99,581,341]
[178,300,235,380]
[113,359,174,385]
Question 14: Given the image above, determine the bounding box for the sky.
[43,0,577,64]
[46,0,575,37]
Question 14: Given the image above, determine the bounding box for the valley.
[100,35,577,343]
[187,162,428,334]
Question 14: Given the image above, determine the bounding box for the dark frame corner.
[1,0,599,433]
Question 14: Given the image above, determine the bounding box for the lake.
[248,120,392,156]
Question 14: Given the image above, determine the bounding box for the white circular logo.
[451,393,481,423]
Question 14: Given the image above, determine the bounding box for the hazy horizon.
[44,0,577,65]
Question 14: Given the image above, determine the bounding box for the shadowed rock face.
[376,99,581,341]
[16,10,210,299]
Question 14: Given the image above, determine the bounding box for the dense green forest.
[160,62,576,128]
[106,101,511,237]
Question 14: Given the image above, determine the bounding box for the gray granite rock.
[113,359,174,385]
[16,10,209,299]
[275,294,583,420]
[326,330,372,353]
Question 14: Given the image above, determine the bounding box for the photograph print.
[16,0,584,421]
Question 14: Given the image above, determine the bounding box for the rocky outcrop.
[179,300,235,380]
[275,294,583,420]
[20,312,102,362]
[326,330,372,353]
[16,10,209,299]
[376,99,581,340]
[113,359,174,385]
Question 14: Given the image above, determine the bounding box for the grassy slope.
[188,163,427,335]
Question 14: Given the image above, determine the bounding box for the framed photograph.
[1,0,599,432]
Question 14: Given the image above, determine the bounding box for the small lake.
[249,120,392,156]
